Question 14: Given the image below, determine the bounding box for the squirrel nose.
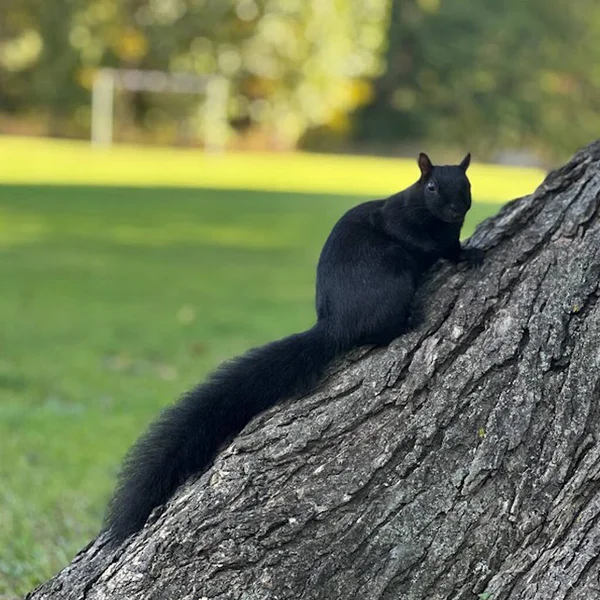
[448,205,465,220]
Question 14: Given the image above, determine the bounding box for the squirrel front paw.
[461,247,484,268]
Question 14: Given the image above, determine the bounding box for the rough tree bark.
[27,142,600,600]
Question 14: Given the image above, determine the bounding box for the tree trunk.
[27,143,600,600]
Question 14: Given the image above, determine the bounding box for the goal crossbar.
[91,68,228,151]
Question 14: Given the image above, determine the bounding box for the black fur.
[104,153,481,543]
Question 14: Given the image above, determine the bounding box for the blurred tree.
[230,0,390,148]
[356,0,600,160]
[0,0,390,148]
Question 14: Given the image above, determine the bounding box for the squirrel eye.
[426,180,437,192]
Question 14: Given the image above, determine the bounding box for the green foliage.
[357,0,600,159]
[3,0,600,156]
[0,184,498,598]
[0,0,390,146]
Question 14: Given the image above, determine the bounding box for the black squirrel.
[104,152,482,543]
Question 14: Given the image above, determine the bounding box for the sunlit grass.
[0,135,545,202]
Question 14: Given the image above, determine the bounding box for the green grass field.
[0,136,545,202]
[0,138,543,599]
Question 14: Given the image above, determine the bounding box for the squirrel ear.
[418,153,433,178]
[460,153,471,171]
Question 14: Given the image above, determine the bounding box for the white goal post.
[90,68,229,151]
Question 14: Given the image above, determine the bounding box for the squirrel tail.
[103,321,337,543]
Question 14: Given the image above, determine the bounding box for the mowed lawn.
[0,183,500,598]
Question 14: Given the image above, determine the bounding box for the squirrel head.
[417,153,472,223]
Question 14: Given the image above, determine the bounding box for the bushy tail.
[104,322,336,543]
